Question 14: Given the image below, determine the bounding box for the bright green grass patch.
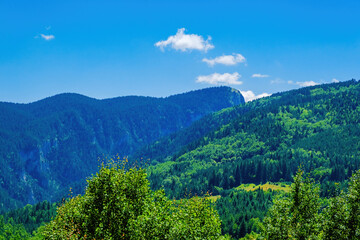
[235,182,291,192]
[206,195,221,202]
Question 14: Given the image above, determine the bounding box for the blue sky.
[1,0,359,102]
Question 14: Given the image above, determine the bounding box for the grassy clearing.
[235,182,291,192]
[206,195,221,202]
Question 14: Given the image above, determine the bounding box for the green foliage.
[132,105,247,164]
[321,189,349,239]
[0,87,243,213]
[4,80,360,239]
[261,169,360,240]
[346,169,360,239]
[0,215,31,239]
[239,231,260,240]
[216,189,278,239]
[144,80,360,238]
[0,200,57,239]
[41,163,226,239]
[149,80,360,201]
[2,201,57,234]
[261,170,321,239]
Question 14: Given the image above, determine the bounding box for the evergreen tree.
[261,170,320,239]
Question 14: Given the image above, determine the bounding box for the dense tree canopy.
[0,215,30,240]
[2,80,360,239]
[39,162,228,239]
[2,201,56,234]
[144,80,360,238]
[0,87,243,213]
[149,80,360,199]
[260,169,360,240]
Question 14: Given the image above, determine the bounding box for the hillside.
[150,80,360,197]
[3,80,360,239]
[0,86,244,212]
[131,105,247,164]
[148,79,360,237]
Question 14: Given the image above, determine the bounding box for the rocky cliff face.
[0,86,244,212]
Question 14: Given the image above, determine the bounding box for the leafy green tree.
[0,215,31,240]
[261,170,321,240]
[41,162,227,239]
[347,169,360,239]
[322,188,349,239]
[319,170,360,240]
[261,169,360,240]
[2,201,57,235]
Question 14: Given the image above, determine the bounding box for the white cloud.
[202,54,245,66]
[240,90,271,102]
[252,73,269,78]
[40,34,55,41]
[270,78,285,84]
[284,80,319,87]
[271,79,319,87]
[196,72,242,85]
[295,81,319,87]
[332,78,340,83]
[155,28,214,52]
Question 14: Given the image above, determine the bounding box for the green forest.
[0,87,244,213]
[149,80,360,198]
[1,165,359,239]
[147,79,360,238]
[1,80,360,239]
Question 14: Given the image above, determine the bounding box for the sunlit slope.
[148,80,360,198]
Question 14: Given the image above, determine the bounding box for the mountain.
[0,86,244,212]
[3,80,360,239]
[131,104,248,164]
[148,80,360,199]
[145,79,360,238]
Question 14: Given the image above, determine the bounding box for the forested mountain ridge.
[131,105,248,164]
[146,79,360,238]
[2,80,360,239]
[0,86,244,213]
[149,79,360,200]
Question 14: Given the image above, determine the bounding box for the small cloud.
[40,34,55,41]
[252,73,269,78]
[240,90,271,102]
[202,54,246,66]
[155,28,214,52]
[332,78,340,83]
[285,80,319,87]
[45,26,51,30]
[270,78,285,84]
[295,81,319,87]
[196,72,242,85]
[271,78,320,87]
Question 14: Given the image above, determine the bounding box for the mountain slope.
[131,105,248,164]
[148,80,360,199]
[0,86,244,212]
